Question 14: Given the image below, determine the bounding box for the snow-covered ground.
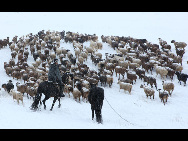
[0,12,188,129]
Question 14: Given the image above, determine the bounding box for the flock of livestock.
[0,29,188,107]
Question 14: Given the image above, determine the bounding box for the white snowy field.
[0,12,188,129]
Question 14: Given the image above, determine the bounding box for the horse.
[88,84,104,124]
[30,81,64,111]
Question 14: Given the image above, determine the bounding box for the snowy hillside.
[0,12,188,129]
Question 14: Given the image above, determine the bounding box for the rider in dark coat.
[48,58,65,97]
[88,83,104,123]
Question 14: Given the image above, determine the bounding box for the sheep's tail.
[30,93,42,111]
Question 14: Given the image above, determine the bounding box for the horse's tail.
[30,92,42,110]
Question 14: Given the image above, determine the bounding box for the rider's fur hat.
[54,58,58,63]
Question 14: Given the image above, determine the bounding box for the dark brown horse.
[31,81,64,111]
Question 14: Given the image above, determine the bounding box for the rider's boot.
[59,85,65,97]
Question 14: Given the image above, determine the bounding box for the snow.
[0,12,188,129]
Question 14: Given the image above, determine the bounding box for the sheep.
[105,63,115,73]
[11,51,17,59]
[75,56,83,65]
[118,60,129,69]
[162,81,174,96]
[97,42,103,50]
[55,35,61,42]
[10,89,23,105]
[175,71,188,86]
[9,43,15,51]
[82,87,89,102]
[36,57,42,66]
[127,71,137,83]
[136,68,145,80]
[80,51,88,61]
[12,70,21,80]
[56,48,62,56]
[172,40,187,49]
[74,48,80,58]
[26,86,37,99]
[117,78,133,85]
[64,84,73,98]
[106,75,113,87]
[117,48,127,56]
[118,81,132,94]
[129,62,140,70]
[115,66,127,79]
[50,52,56,60]
[157,89,168,105]
[140,84,155,99]
[94,52,102,59]
[16,82,27,95]
[72,88,82,102]
[154,64,168,80]
[85,46,95,55]
[90,40,98,50]
[82,80,90,89]
[5,67,13,76]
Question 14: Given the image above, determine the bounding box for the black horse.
[88,84,104,124]
[31,81,64,111]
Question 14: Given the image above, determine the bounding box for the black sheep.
[175,72,188,86]
[5,80,14,93]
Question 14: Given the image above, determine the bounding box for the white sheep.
[82,87,89,102]
[85,46,95,55]
[56,48,62,56]
[132,58,141,65]
[36,57,42,66]
[97,42,103,50]
[118,60,129,69]
[74,48,80,58]
[9,43,15,51]
[10,89,23,105]
[41,41,46,47]
[64,84,73,98]
[55,35,61,42]
[90,40,98,50]
[80,51,88,61]
[50,52,56,60]
[154,65,168,80]
[140,84,155,99]
[106,75,113,87]
[78,56,84,64]
[72,88,82,102]
[118,81,132,94]
[162,81,174,96]
[94,52,102,59]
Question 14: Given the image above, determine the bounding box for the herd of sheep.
[0,29,187,106]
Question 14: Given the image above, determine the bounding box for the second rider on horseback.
[48,58,65,97]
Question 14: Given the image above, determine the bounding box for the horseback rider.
[48,58,65,97]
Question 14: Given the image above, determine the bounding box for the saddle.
[47,81,64,87]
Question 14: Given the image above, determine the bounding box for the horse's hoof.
[58,104,61,108]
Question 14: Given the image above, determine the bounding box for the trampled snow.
[0,12,188,129]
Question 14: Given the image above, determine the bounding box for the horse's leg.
[92,108,94,120]
[58,97,61,108]
[50,97,58,111]
[42,96,49,110]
